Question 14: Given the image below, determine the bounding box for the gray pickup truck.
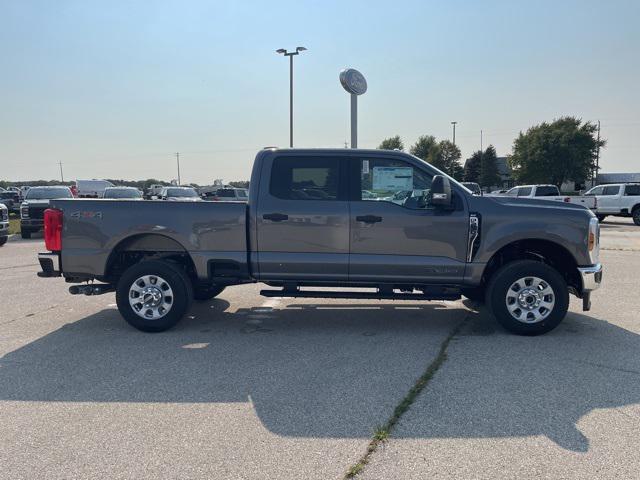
[37,148,602,335]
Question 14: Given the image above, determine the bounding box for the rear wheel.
[632,207,640,226]
[596,214,607,223]
[116,260,193,332]
[21,229,31,239]
[0,236,7,246]
[194,284,225,301]
[486,260,569,335]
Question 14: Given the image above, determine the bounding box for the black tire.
[115,260,193,332]
[485,260,569,336]
[596,214,607,223]
[0,236,7,246]
[461,287,484,303]
[633,207,640,226]
[21,229,31,239]
[193,284,225,301]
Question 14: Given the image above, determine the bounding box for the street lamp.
[276,46,307,147]
[451,121,457,146]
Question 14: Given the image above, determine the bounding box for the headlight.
[588,217,599,264]
[21,205,29,219]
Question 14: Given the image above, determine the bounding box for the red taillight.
[44,208,63,251]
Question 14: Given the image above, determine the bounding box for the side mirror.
[429,175,452,208]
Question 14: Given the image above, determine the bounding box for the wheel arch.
[481,238,581,295]
[103,233,197,283]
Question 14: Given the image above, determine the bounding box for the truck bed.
[51,199,248,280]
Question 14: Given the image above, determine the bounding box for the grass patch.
[344,317,468,479]
[8,218,20,234]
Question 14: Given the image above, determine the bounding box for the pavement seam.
[343,313,469,479]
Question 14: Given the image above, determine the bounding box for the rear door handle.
[263,213,289,222]
[356,215,382,224]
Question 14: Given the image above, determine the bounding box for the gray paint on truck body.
[53,148,596,288]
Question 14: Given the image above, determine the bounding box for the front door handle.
[356,215,382,224]
[263,213,289,222]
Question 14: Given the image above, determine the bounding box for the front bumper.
[38,252,61,277]
[578,263,603,292]
[21,219,44,228]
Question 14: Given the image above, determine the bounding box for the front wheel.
[115,260,193,332]
[596,214,607,223]
[0,236,7,246]
[633,208,640,226]
[21,229,31,239]
[485,260,569,336]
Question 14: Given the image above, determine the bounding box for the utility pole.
[276,47,307,148]
[480,130,484,188]
[58,161,64,182]
[175,152,181,185]
[451,121,457,146]
[595,120,601,184]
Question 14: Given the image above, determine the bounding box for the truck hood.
[487,196,591,213]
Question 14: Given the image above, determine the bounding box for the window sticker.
[372,167,413,191]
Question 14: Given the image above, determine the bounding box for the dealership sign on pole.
[339,68,367,148]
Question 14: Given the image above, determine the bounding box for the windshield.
[166,188,198,197]
[25,187,72,200]
[104,188,142,199]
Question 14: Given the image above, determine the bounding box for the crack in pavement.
[344,313,470,479]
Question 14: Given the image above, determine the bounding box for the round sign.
[339,68,367,95]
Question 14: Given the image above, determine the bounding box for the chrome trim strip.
[467,214,479,262]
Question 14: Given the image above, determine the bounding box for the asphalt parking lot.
[1,219,639,479]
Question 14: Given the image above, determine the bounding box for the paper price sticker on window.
[372,167,413,191]
[362,160,370,174]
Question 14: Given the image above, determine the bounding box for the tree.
[378,135,404,151]
[464,151,482,183]
[409,135,437,161]
[426,140,463,180]
[479,145,501,189]
[509,117,605,187]
[229,180,250,189]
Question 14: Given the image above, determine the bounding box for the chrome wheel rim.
[505,276,555,324]
[128,275,174,320]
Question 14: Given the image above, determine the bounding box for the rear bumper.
[578,263,603,292]
[38,252,61,277]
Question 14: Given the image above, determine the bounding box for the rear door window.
[534,186,560,196]
[624,185,640,196]
[270,156,341,201]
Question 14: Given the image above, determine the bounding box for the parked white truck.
[584,183,640,225]
[503,185,597,210]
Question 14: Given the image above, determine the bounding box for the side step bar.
[260,288,460,301]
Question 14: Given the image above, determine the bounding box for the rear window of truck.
[535,186,560,196]
[270,157,340,201]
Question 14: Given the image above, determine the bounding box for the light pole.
[451,121,457,146]
[276,47,307,148]
[175,152,181,185]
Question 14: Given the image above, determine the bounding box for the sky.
[1,0,639,184]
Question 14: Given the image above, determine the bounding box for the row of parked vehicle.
[459,182,640,225]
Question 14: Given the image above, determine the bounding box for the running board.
[260,288,460,301]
